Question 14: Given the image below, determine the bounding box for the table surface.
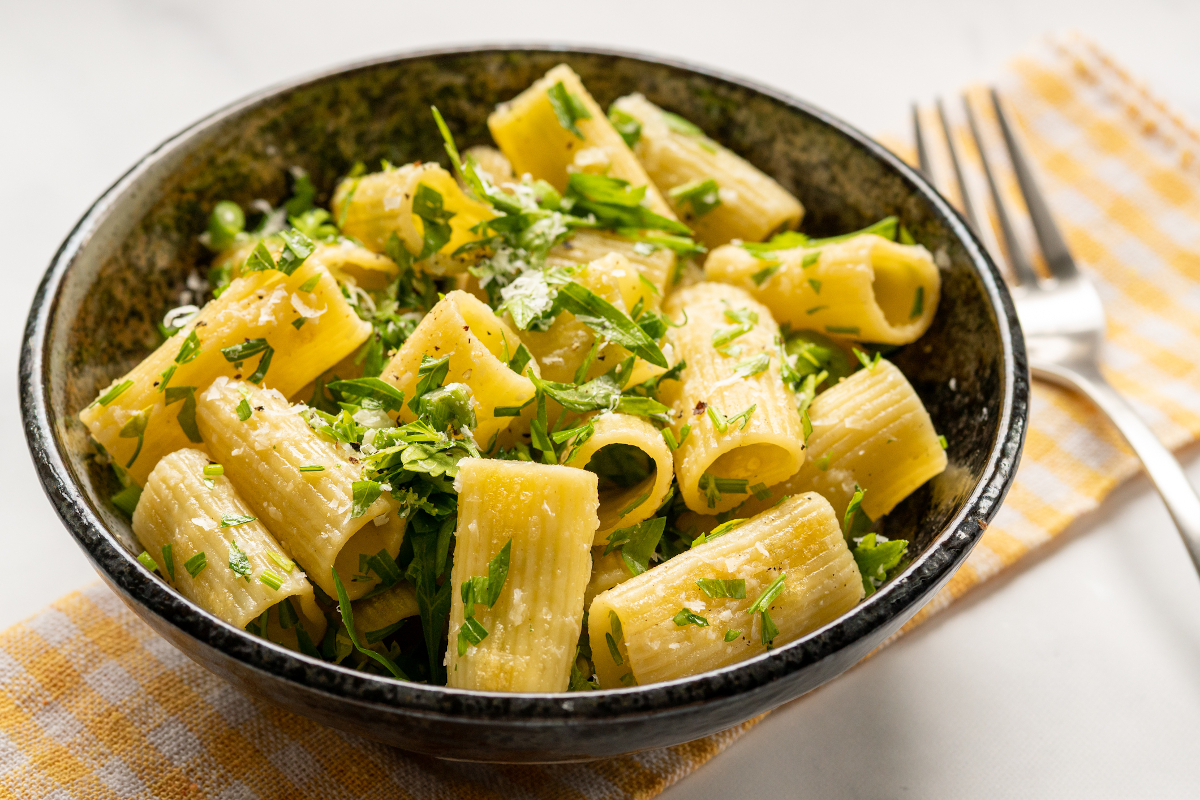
[6,1,1200,796]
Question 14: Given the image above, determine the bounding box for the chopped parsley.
[184,552,207,578]
[672,608,709,628]
[731,353,770,380]
[668,178,721,218]
[751,264,780,286]
[350,480,382,519]
[236,397,253,421]
[456,540,512,656]
[808,278,822,294]
[226,539,252,581]
[117,406,152,468]
[222,338,274,385]
[696,578,747,599]
[164,386,201,443]
[712,307,758,349]
[605,609,625,666]
[110,484,141,518]
[910,285,925,319]
[220,515,256,528]
[724,629,741,642]
[698,473,749,508]
[546,80,592,139]
[603,517,666,576]
[843,484,873,540]
[853,533,910,596]
[298,274,321,293]
[330,569,408,679]
[608,106,642,148]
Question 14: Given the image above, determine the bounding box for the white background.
[5,1,1200,796]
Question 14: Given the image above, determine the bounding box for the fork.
[913,90,1200,576]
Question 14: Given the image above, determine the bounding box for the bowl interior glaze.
[22,46,1027,762]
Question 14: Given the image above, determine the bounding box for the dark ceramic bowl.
[20,45,1027,763]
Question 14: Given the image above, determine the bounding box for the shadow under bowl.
[19,45,1028,763]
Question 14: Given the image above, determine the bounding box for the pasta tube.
[195,379,405,601]
[446,459,598,692]
[589,492,862,688]
[132,448,327,650]
[81,260,370,484]
[463,145,514,184]
[729,359,947,523]
[331,162,494,275]
[705,234,941,345]
[379,290,537,448]
[564,413,674,545]
[610,94,803,248]
[660,283,804,514]
[352,583,420,641]
[584,548,630,608]
[488,64,675,219]
[545,230,675,299]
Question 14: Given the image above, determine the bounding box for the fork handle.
[1032,360,1200,576]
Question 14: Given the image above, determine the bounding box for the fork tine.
[936,98,984,235]
[912,104,933,179]
[991,89,1078,280]
[963,93,1041,287]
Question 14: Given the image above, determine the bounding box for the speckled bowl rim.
[21,44,1028,726]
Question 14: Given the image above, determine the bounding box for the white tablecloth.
[5,1,1199,796]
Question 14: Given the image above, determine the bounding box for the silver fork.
[914,90,1200,576]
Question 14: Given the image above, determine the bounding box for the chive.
[220,514,255,528]
[291,318,306,330]
[808,278,822,294]
[174,330,202,365]
[331,569,408,679]
[268,551,295,573]
[277,597,299,629]
[184,552,207,577]
[938,434,949,449]
[117,406,152,468]
[854,348,881,370]
[806,305,829,315]
[457,616,489,656]
[203,464,224,477]
[691,518,746,547]
[748,573,787,616]
[667,178,721,218]
[298,465,324,473]
[299,274,321,293]
[605,633,624,666]
[96,379,133,407]
[136,551,158,573]
[617,491,651,519]
[157,364,176,393]
[111,484,142,518]
[365,620,406,645]
[161,544,175,582]
[825,325,860,335]
[910,285,925,319]
[750,483,771,501]
[259,569,284,591]
[507,343,533,376]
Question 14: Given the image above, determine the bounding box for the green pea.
[207,201,245,249]
[416,383,477,432]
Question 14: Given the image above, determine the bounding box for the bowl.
[19,45,1028,763]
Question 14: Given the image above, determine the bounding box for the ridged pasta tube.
[589,492,863,688]
[731,359,947,523]
[705,234,941,345]
[352,583,420,640]
[584,549,630,608]
[446,459,598,692]
[80,260,370,484]
[379,290,538,449]
[564,413,674,546]
[195,379,404,601]
[488,64,675,219]
[545,229,675,299]
[611,94,804,248]
[132,448,327,649]
[331,162,494,275]
[660,283,804,514]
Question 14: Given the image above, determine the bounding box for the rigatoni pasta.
[195,379,405,601]
[446,459,598,692]
[610,93,804,248]
[81,259,370,484]
[705,233,941,344]
[589,493,862,688]
[133,448,327,650]
[95,63,948,695]
[659,283,805,514]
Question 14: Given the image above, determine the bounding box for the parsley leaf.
[556,281,668,368]
[668,178,721,218]
[843,484,873,540]
[546,81,592,139]
[184,552,207,577]
[351,480,382,519]
[164,385,202,443]
[696,578,747,599]
[672,608,709,627]
[412,183,455,260]
[564,173,692,237]
[608,106,642,148]
[226,539,252,581]
[852,533,909,596]
[603,517,666,576]
[117,406,153,468]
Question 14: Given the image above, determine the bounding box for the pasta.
[659,283,805,514]
[379,290,538,448]
[488,64,675,219]
[195,378,405,601]
[91,63,947,694]
[610,93,804,248]
[705,233,941,344]
[589,493,862,688]
[81,259,370,484]
[446,459,597,692]
[133,448,327,651]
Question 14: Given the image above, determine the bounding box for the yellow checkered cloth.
[3,35,1199,799]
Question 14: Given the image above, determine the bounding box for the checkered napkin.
[4,34,1199,799]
